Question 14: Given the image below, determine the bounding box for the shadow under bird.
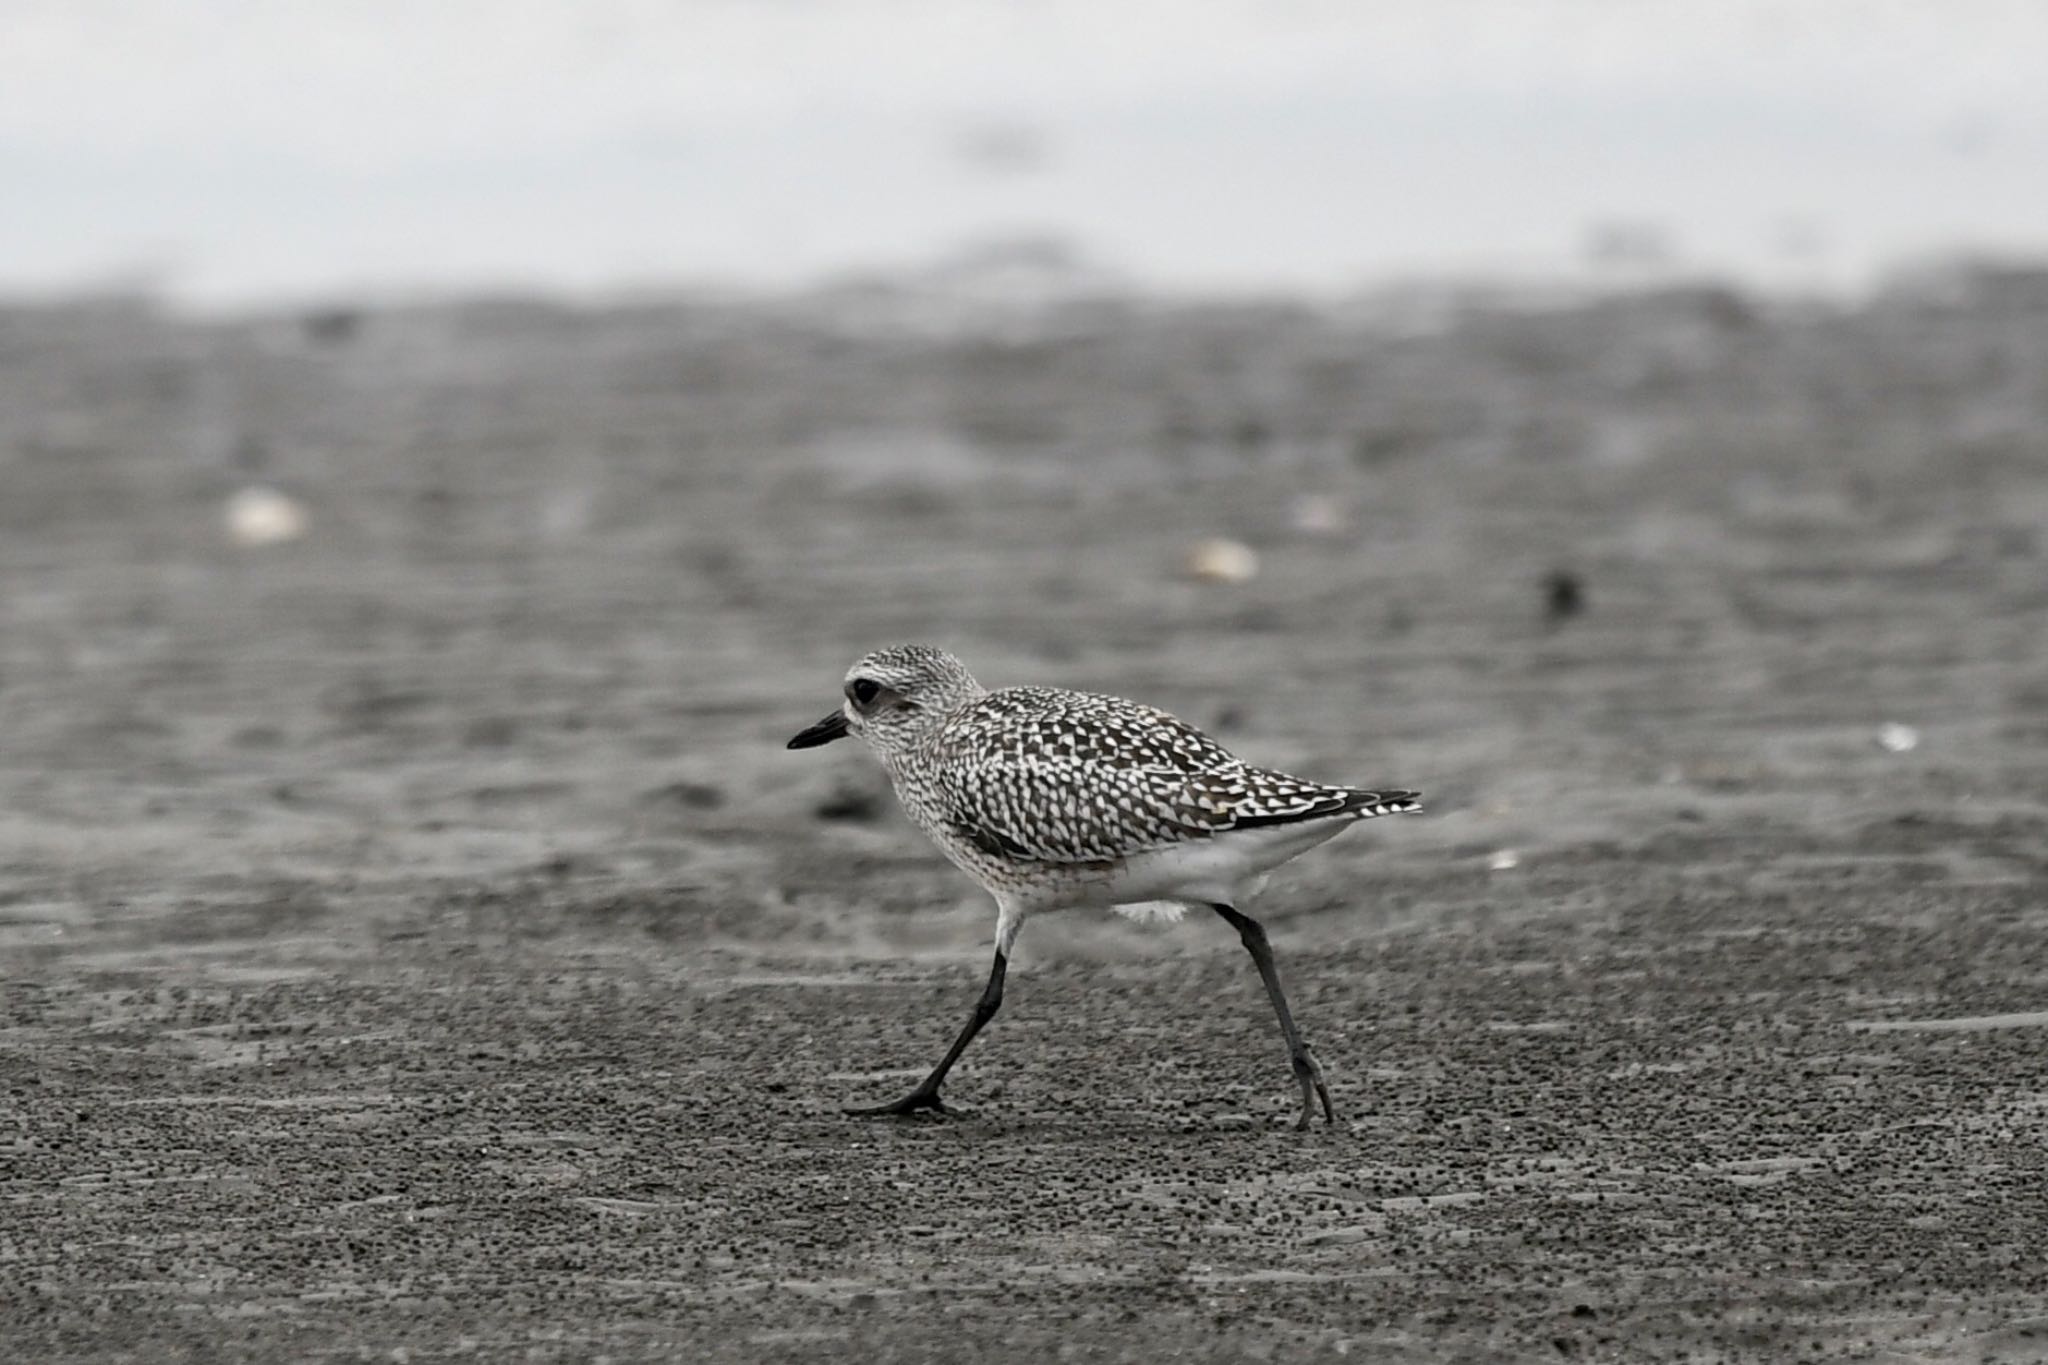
[787,645,1420,1128]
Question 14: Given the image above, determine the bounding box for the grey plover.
[787,644,1420,1128]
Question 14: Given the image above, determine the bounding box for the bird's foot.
[845,1087,955,1119]
[1291,1047,1336,1131]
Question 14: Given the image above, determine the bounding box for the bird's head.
[786,644,983,759]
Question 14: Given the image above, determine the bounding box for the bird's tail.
[1228,786,1421,830]
[1338,788,1423,819]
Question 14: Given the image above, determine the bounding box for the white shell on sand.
[225,487,308,547]
[1183,537,1259,584]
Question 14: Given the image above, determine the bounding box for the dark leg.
[1211,904,1335,1130]
[848,950,1008,1117]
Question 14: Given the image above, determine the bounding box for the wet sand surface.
[4,277,2048,1360]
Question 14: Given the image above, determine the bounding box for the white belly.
[1070,819,1357,915]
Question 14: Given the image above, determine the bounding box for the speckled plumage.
[807,645,1417,916]
[786,644,1421,1125]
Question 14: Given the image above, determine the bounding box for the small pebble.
[815,786,884,822]
[225,486,308,546]
[1543,569,1585,624]
[1183,538,1259,584]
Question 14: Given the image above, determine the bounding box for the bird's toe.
[845,1089,956,1119]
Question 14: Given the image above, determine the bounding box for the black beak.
[786,709,851,749]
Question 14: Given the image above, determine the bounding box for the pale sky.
[4,0,2045,305]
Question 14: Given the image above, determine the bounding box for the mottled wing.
[934,687,1412,864]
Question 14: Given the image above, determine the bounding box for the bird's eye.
[851,678,880,705]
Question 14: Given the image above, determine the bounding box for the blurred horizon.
[5,0,2048,310]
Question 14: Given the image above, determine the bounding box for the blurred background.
[7,0,2048,304]
[3,0,2045,945]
